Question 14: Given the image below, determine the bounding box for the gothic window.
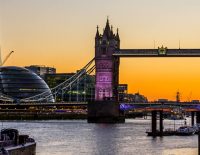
[102,47,106,55]
[99,62,109,69]
[99,63,103,68]
[99,76,110,82]
[102,40,107,45]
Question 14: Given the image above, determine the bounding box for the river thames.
[1,119,198,155]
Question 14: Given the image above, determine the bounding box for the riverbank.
[0,112,87,120]
[0,111,144,120]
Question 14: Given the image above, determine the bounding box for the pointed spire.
[95,25,100,39]
[116,28,120,41]
[111,25,113,32]
[103,17,111,39]
[110,25,114,38]
[106,16,109,27]
[105,17,110,30]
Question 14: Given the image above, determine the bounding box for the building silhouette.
[44,72,95,102]
[25,65,56,79]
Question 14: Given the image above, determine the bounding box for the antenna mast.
[176,91,180,103]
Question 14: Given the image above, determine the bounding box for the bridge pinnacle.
[116,28,120,41]
[95,25,100,38]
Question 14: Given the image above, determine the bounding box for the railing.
[114,49,200,57]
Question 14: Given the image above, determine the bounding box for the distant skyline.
[1,0,200,101]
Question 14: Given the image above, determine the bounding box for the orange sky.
[1,0,200,101]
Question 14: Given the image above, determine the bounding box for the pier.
[147,110,200,137]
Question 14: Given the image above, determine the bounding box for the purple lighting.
[120,104,136,111]
[95,19,120,101]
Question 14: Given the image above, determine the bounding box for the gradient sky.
[1,0,200,101]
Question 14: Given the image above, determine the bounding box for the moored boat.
[176,126,195,136]
[0,128,36,155]
[192,124,200,134]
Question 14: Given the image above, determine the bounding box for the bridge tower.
[95,19,120,101]
[88,19,124,123]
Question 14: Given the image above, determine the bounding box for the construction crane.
[0,51,14,66]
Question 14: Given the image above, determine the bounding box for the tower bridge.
[95,19,200,101]
[2,19,200,104]
[89,19,200,123]
[2,19,200,123]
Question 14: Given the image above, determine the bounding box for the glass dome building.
[0,66,54,102]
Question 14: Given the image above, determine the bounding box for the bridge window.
[99,76,110,82]
[99,63,109,69]
[99,63,103,68]
[102,47,106,55]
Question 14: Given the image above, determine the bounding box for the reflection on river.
[1,118,198,155]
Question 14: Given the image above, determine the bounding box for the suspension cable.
[20,58,95,103]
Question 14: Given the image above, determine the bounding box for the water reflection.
[163,148,197,155]
[91,124,119,155]
[0,119,198,155]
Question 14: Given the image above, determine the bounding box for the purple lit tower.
[95,19,120,101]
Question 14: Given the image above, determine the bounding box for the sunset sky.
[1,0,200,101]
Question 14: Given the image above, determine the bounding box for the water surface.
[1,119,198,155]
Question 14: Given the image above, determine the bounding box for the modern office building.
[127,92,148,103]
[44,72,95,102]
[25,65,56,79]
[118,84,128,101]
[0,66,54,102]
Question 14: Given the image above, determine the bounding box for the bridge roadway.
[0,102,199,110]
[120,102,200,112]
[0,102,88,108]
[113,49,200,57]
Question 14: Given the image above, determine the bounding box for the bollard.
[196,112,200,124]
[159,110,163,136]
[191,111,195,126]
[152,110,157,136]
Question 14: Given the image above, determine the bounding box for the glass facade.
[0,66,53,102]
[44,73,95,102]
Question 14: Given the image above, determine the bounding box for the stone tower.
[95,19,120,101]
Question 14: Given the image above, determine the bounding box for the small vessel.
[192,124,200,134]
[146,128,176,136]
[176,126,195,136]
[0,128,36,155]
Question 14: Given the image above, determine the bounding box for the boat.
[146,128,176,136]
[192,124,200,134]
[176,126,195,136]
[0,128,36,155]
